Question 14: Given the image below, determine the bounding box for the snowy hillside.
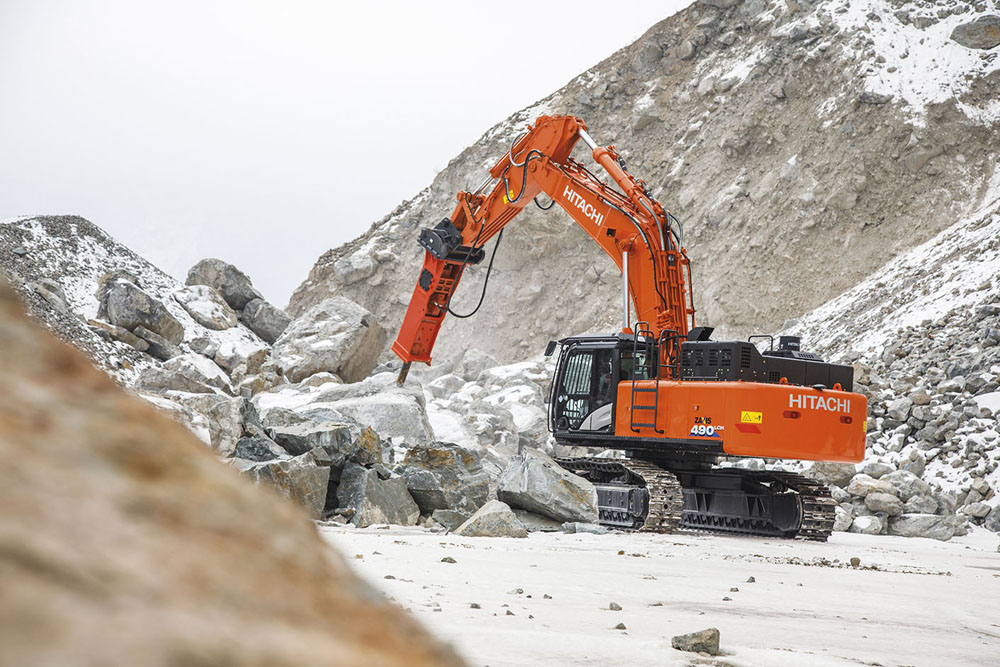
[291,0,1000,367]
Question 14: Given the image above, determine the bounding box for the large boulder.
[134,354,233,395]
[888,513,956,541]
[272,296,386,383]
[807,461,857,488]
[453,500,528,538]
[102,280,184,344]
[236,450,331,519]
[671,628,720,656]
[172,285,238,330]
[498,449,599,524]
[233,433,287,461]
[398,442,490,514]
[241,298,292,344]
[186,258,263,311]
[950,15,1000,50]
[880,470,932,502]
[336,463,420,527]
[846,473,896,498]
[453,348,499,382]
[270,421,356,458]
[133,325,182,361]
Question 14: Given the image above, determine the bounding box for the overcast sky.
[0,1,688,306]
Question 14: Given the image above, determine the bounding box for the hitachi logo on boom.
[789,393,851,413]
[563,186,604,225]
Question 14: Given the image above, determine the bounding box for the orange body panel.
[614,380,867,463]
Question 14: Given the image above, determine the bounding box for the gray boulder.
[881,470,931,502]
[950,15,1000,50]
[431,509,471,532]
[186,258,263,311]
[133,325,182,361]
[846,474,896,498]
[87,319,149,352]
[498,449,599,524]
[808,461,857,488]
[234,434,287,462]
[241,298,292,344]
[984,505,1000,532]
[671,628,720,656]
[336,463,419,527]
[453,500,528,538]
[562,522,608,535]
[886,397,913,422]
[103,280,183,344]
[270,421,355,458]
[135,354,233,395]
[172,285,237,330]
[237,450,330,519]
[865,492,903,516]
[398,442,490,514]
[513,510,564,532]
[861,461,895,479]
[888,513,956,541]
[833,505,853,532]
[904,494,938,514]
[272,297,386,383]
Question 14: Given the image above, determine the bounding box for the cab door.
[551,343,615,432]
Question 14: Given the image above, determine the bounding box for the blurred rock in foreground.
[0,278,462,666]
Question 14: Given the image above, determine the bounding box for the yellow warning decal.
[502,188,516,204]
[740,411,763,424]
[862,420,867,432]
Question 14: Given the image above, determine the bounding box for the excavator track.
[555,457,683,533]
[557,458,836,541]
[680,469,836,541]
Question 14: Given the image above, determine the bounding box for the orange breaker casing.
[616,381,867,463]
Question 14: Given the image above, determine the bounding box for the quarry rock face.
[453,500,528,538]
[186,257,263,311]
[273,296,386,383]
[398,442,491,514]
[0,277,462,666]
[498,449,599,524]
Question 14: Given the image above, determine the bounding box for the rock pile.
[808,300,1000,541]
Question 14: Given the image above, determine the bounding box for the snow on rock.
[272,296,386,383]
[832,0,1000,126]
[172,284,238,330]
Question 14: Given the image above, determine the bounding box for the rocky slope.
[290,0,1000,367]
[0,276,462,666]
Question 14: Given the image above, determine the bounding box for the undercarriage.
[556,456,837,541]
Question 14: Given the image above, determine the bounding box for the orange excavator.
[393,115,865,540]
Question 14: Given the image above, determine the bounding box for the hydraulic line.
[447,230,503,319]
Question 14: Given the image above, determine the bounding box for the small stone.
[850,557,861,568]
[671,628,720,655]
[614,622,627,630]
[746,576,756,583]
[441,556,457,564]
[12,246,27,256]
[609,602,622,611]
[730,587,739,592]
[470,603,480,609]
[543,594,552,600]
[722,596,732,601]
[384,575,395,580]
[506,610,515,616]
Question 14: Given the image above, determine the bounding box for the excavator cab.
[547,334,654,436]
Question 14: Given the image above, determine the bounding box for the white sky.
[0,1,689,306]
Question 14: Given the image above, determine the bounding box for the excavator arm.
[393,115,695,382]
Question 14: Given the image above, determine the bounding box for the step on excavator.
[393,115,865,541]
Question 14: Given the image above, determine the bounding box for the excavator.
[393,115,865,541]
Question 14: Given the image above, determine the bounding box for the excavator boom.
[392,115,694,380]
